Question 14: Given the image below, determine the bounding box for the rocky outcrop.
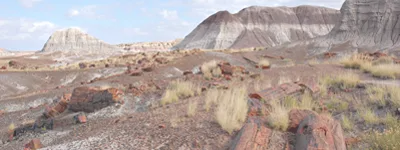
[173,5,340,50]
[41,28,122,53]
[116,39,182,52]
[68,87,124,113]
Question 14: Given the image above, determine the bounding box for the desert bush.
[187,101,198,117]
[215,86,248,134]
[364,124,400,150]
[161,80,198,105]
[322,72,360,89]
[267,101,289,131]
[341,115,353,131]
[211,67,222,77]
[358,108,379,124]
[283,96,298,109]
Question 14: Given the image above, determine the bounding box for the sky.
[0,0,345,51]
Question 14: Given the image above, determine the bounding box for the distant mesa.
[173,5,340,50]
[41,28,121,53]
[116,39,182,52]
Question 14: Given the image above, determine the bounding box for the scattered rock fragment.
[141,64,154,72]
[0,66,6,70]
[183,70,193,75]
[74,113,87,124]
[230,117,272,150]
[24,139,43,150]
[68,86,124,113]
[220,64,233,75]
[130,69,143,76]
[78,63,87,69]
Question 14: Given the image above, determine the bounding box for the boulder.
[0,66,6,70]
[295,112,346,150]
[220,64,233,75]
[24,139,43,150]
[288,109,317,133]
[230,117,272,150]
[78,63,87,69]
[68,87,124,113]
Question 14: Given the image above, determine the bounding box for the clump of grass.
[369,64,400,79]
[187,101,198,117]
[358,108,379,124]
[364,124,400,150]
[201,60,218,79]
[205,88,220,112]
[298,91,316,110]
[327,97,350,112]
[307,58,319,65]
[367,85,387,106]
[341,115,353,131]
[161,90,179,105]
[340,54,372,69]
[383,112,398,128]
[267,101,289,131]
[211,67,222,77]
[253,75,271,92]
[322,72,360,90]
[372,56,394,65]
[258,59,270,67]
[388,86,400,107]
[161,80,198,105]
[283,96,298,109]
[215,86,248,134]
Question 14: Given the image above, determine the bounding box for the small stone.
[78,63,87,69]
[158,124,166,128]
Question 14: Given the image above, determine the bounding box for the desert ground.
[0,48,399,150]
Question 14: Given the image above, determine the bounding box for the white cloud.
[19,0,42,8]
[159,9,179,20]
[67,5,106,19]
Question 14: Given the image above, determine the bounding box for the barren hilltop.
[1,0,400,150]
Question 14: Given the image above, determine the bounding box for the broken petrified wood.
[230,117,272,150]
[295,111,346,150]
[24,139,43,150]
[68,86,124,113]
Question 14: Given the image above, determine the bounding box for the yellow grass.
[388,86,400,107]
[201,60,218,75]
[368,64,400,79]
[383,112,398,128]
[215,85,248,134]
[358,108,379,124]
[187,101,198,117]
[204,88,220,112]
[323,72,360,89]
[267,101,289,131]
[367,85,387,106]
[283,96,298,110]
[211,67,222,77]
[340,54,372,69]
[298,91,316,110]
[372,56,394,65]
[258,59,270,67]
[161,80,198,105]
[364,124,400,150]
[341,115,353,131]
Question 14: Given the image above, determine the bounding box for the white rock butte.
[41,28,121,52]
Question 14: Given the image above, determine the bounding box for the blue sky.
[0,0,344,51]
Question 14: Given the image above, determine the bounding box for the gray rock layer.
[173,5,340,50]
[41,28,121,52]
[326,0,400,50]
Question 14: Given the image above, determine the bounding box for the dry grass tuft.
[388,86,400,107]
[340,54,372,69]
[204,88,220,112]
[341,115,353,131]
[258,59,270,67]
[161,80,198,105]
[383,112,398,128]
[215,85,248,134]
[187,101,198,117]
[367,85,387,106]
[368,64,400,79]
[201,60,218,79]
[322,72,360,89]
[364,124,400,150]
[372,56,394,65]
[298,91,316,110]
[358,108,379,125]
[267,101,289,131]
